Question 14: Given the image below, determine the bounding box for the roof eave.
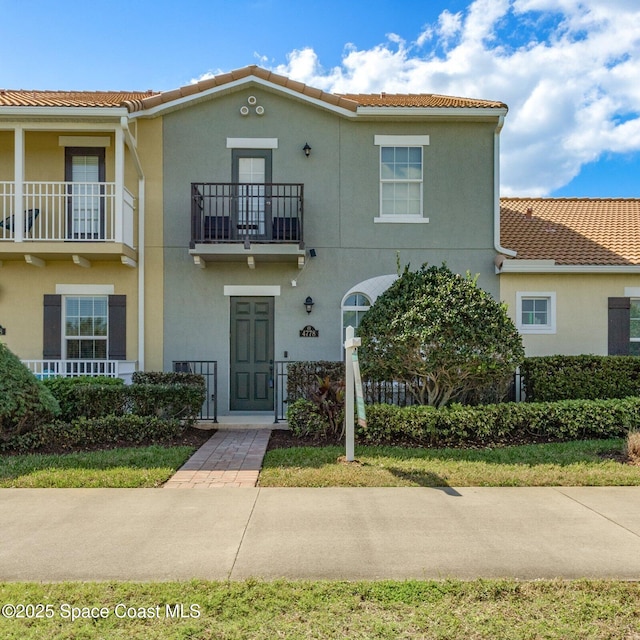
[498,259,640,274]
[0,106,130,119]
[355,106,509,118]
[128,75,360,119]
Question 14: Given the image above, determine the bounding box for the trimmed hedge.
[43,376,123,422]
[1,415,185,454]
[43,375,205,424]
[287,397,640,447]
[132,371,205,387]
[521,355,640,402]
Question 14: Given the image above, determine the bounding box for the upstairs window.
[374,135,429,223]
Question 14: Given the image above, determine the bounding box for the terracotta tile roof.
[122,65,507,113]
[0,66,506,113]
[337,92,507,109]
[500,198,640,266]
[0,89,158,108]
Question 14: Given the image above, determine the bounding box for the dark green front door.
[230,297,274,411]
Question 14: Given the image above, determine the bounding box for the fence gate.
[172,360,217,422]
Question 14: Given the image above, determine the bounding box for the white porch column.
[114,125,124,243]
[14,126,24,242]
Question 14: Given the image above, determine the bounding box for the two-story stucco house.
[0,66,509,415]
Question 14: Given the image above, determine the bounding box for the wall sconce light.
[0,325,5,336]
[303,142,311,158]
[243,237,251,250]
[304,296,314,314]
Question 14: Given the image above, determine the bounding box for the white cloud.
[269,0,640,196]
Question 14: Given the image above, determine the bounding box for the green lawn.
[0,445,196,488]
[260,438,640,487]
[0,579,638,639]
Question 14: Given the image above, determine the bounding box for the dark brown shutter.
[43,294,62,359]
[108,295,126,360]
[608,297,630,355]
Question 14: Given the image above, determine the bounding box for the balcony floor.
[190,242,305,267]
[0,241,137,264]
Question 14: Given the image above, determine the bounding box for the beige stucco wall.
[0,261,138,361]
[501,272,640,356]
[136,117,164,371]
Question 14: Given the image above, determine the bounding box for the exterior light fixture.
[304,296,314,314]
[243,237,251,250]
[0,325,5,336]
[303,142,311,157]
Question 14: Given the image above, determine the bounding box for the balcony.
[22,359,137,383]
[0,181,136,266]
[189,182,305,268]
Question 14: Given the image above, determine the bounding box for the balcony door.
[65,147,105,240]
[232,149,271,240]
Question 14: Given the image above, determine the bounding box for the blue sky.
[1,0,639,198]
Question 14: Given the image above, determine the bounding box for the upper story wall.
[161,87,499,254]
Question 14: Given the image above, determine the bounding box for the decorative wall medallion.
[239,96,265,116]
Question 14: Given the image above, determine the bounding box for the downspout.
[121,116,145,371]
[494,114,517,259]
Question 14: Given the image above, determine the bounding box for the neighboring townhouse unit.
[0,89,164,381]
[498,198,640,357]
[0,66,509,415]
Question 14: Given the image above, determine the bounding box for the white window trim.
[516,292,556,334]
[56,284,114,295]
[374,135,429,223]
[62,294,109,360]
[223,285,281,296]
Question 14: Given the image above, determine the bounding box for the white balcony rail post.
[14,126,24,242]
[114,127,124,243]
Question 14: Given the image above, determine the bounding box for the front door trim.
[224,285,281,297]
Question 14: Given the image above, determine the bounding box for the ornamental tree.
[357,263,524,408]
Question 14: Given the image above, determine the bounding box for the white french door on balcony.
[65,147,105,239]
[232,149,272,239]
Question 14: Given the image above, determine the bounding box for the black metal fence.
[172,360,218,422]
[274,361,526,422]
[274,361,418,422]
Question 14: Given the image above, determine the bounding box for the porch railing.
[23,359,120,379]
[191,182,304,246]
[0,181,135,245]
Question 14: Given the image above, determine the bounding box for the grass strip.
[0,445,196,488]
[0,579,638,639]
[260,438,640,487]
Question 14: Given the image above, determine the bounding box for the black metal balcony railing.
[191,183,303,247]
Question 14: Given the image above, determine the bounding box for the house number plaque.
[299,325,319,337]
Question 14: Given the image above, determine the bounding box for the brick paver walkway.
[164,429,272,488]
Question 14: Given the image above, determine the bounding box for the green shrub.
[132,371,205,387]
[43,376,124,421]
[521,355,640,402]
[286,398,331,440]
[2,415,185,454]
[42,376,205,424]
[286,361,344,403]
[359,398,639,447]
[0,343,60,440]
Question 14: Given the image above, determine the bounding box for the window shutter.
[43,295,62,359]
[608,297,630,355]
[108,295,126,360]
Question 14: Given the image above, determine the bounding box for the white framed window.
[374,135,429,223]
[342,292,372,344]
[516,292,556,334]
[64,295,108,359]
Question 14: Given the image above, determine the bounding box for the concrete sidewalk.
[2,486,640,581]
